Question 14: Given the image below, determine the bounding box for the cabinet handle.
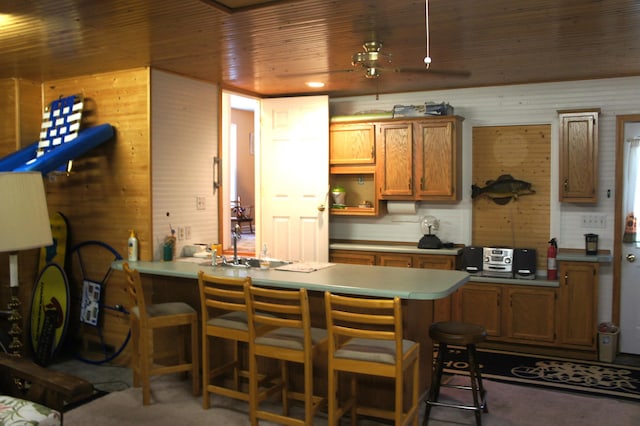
[408,178,412,190]
[563,179,568,192]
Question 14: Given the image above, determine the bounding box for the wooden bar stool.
[324,292,420,426]
[423,321,488,426]
[197,272,252,409]
[246,285,327,426]
[123,262,200,405]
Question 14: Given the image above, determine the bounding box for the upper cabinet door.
[559,109,600,202]
[414,117,462,201]
[377,122,414,197]
[329,123,375,165]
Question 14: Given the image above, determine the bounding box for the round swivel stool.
[423,321,488,426]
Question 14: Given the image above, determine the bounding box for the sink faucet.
[232,224,241,264]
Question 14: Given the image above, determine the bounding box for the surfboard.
[30,262,70,366]
[38,211,69,271]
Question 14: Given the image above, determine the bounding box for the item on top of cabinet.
[585,233,599,255]
[418,215,443,249]
[471,174,535,205]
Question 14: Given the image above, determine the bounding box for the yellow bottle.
[128,229,138,262]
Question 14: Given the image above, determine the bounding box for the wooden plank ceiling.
[1,0,640,97]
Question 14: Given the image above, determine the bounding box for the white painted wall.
[329,75,640,324]
[151,70,219,260]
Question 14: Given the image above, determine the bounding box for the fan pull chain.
[424,0,432,68]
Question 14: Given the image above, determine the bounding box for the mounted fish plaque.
[471,174,535,205]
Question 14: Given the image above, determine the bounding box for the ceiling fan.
[349,40,470,79]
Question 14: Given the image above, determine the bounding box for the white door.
[259,96,329,262]
[620,119,640,355]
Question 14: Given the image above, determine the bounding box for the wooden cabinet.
[557,261,598,349]
[329,249,376,265]
[455,282,555,344]
[455,283,502,337]
[330,123,375,165]
[558,109,599,202]
[378,253,413,267]
[504,286,556,343]
[377,122,414,197]
[377,116,463,201]
[329,247,460,322]
[329,123,379,216]
[414,119,461,200]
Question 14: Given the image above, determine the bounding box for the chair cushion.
[0,395,61,426]
[130,302,195,318]
[256,327,327,350]
[335,338,417,365]
[208,311,248,331]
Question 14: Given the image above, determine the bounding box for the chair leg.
[327,367,337,426]
[202,334,210,409]
[190,318,200,397]
[280,360,289,416]
[249,349,258,426]
[304,357,314,426]
[141,328,152,405]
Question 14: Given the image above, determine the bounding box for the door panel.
[619,119,640,354]
[260,96,329,262]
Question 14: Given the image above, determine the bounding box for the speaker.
[461,246,483,274]
[514,248,537,279]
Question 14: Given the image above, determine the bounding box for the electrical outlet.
[196,196,206,210]
[185,226,191,240]
[178,227,185,240]
[581,214,607,229]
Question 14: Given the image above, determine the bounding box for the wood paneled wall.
[472,125,551,271]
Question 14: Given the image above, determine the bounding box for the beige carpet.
[64,374,640,425]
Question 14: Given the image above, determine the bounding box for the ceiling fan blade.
[391,67,471,77]
[278,69,354,78]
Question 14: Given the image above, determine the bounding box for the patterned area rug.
[438,346,640,402]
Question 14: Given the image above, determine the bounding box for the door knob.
[626,253,636,263]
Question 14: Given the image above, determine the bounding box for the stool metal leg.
[467,344,487,425]
[423,342,447,425]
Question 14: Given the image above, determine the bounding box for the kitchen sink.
[202,257,291,269]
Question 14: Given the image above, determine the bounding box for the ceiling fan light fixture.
[364,68,380,79]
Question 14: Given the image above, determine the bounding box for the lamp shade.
[0,172,53,252]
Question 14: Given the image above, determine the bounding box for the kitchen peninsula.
[111,259,469,397]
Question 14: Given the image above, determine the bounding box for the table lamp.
[0,172,53,356]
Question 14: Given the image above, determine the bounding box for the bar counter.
[111,259,469,300]
[111,259,470,403]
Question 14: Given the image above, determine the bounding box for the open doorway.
[221,91,260,255]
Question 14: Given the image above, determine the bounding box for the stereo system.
[461,246,537,279]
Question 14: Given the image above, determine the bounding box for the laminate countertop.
[329,242,462,256]
[111,259,469,300]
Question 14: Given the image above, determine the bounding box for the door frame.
[219,90,261,253]
[613,114,640,325]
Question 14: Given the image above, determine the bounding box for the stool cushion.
[335,337,418,365]
[256,326,327,350]
[430,321,487,346]
[131,302,196,318]
[209,311,248,330]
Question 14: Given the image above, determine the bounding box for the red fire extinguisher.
[547,238,558,280]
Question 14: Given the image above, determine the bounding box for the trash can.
[598,322,619,363]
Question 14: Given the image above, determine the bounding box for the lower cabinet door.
[504,286,556,343]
